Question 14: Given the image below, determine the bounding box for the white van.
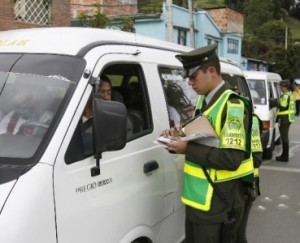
[243,71,282,159]
[0,27,251,243]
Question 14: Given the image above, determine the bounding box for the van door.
[53,48,179,243]
[269,80,280,143]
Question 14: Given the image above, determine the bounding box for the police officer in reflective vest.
[161,44,252,243]
[276,80,295,162]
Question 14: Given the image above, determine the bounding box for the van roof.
[0,27,192,56]
[220,59,244,75]
[243,70,282,80]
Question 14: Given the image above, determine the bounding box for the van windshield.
[0,72,74,164]
[246,79,267,105]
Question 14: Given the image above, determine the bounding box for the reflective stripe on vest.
[277,91,296,122]
[251,115,263,153]
[251,115,262,179]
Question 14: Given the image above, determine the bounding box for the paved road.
[248,116,300,243]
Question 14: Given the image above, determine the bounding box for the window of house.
[177,29,187,46]
[158,66,197,128]
[14,0,51,25]
[227,38,239,54]
[65,63,152,164]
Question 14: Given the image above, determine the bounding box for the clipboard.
[183,115,217,138]
[182,115,219,147]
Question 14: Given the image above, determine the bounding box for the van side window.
[269,82,275,99]
[222,73,252,101]
[102,64,151,140]
[158,66,197,128]
[65,63,151,164]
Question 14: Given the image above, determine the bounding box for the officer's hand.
[161,127,179,137]
[165,138,188,154]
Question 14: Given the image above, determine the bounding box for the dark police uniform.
[276,80,296,162]
[175,45,252,243]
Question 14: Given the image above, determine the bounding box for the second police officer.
[276,80,296,162]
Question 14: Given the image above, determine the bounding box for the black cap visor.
[184,64,202,78]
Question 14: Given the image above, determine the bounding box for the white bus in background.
[244,71,282,159]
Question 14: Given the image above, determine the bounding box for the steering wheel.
[17,121,49,136]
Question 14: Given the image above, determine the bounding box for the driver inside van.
[0,92,36,135]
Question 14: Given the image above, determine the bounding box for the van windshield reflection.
[0,72,73,162]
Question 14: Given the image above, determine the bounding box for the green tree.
[242,37,274,60]
[278,0,295,14]
[244,0,274,34]
[78,4,111,28]
[121,17,136,33]
[138,0,163,13]
[224,0,246,12]
[255,20,288,46]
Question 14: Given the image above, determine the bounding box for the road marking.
[290,141,300,144]
[260,165,300,173]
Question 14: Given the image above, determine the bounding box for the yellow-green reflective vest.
[277,91,295,122]
[252,115,263,178]
[251,115,263,153]
[244,114,263,180]
[182,89,253,211]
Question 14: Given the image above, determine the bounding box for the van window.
[65,63,152,164]
[274,82,281,98]
[222,73,252,101]
[246,79,267,104]
[104,64,152,138]
[0,72,73,165]
[268,82,274,99]
[158,66,197,127]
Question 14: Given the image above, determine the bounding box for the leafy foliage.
[77,4,111,28]
[137,0,163,14]
[239,0,300,78]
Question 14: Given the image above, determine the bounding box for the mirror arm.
[91,154,102,177]
[94,77,100,93]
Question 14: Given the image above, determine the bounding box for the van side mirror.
[269,98,278,109]
[91,94,127,176]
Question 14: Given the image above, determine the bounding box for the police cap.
[175,44,218,78]
[279,80,290,88]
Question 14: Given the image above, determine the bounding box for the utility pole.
[285,25,288,50]
[166,0,173,43]
[188,0,195,48]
